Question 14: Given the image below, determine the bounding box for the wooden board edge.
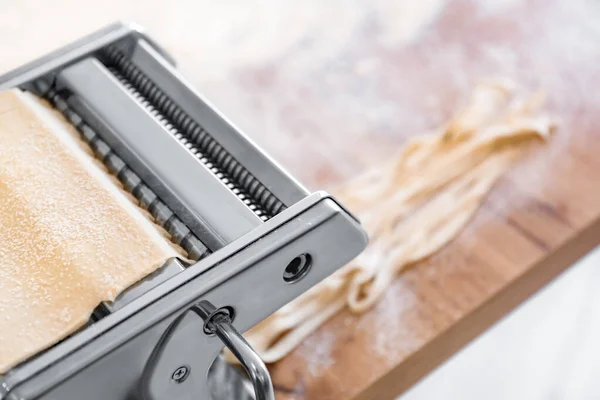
[353,214,600,400]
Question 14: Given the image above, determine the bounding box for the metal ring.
[202,308,233,336]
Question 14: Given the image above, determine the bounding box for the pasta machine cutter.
[0,22,367,400]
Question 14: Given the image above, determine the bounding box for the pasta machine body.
[0,22,367,400]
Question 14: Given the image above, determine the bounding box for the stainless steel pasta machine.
[0,22,367,400]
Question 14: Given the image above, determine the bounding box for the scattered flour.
[358,280,420,364]
[297,330,337,377]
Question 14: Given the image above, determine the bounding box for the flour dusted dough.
[0,90,180,373]
[238,81,555,363]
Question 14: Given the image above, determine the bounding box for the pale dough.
[238,81,555,363]
[0,89,180,373]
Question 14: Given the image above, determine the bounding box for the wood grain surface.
[2,0,599,399]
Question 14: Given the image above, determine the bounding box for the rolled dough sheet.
[0,89,180,373]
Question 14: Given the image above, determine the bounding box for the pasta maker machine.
[0,22,367,400]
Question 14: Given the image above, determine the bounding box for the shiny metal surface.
[0,22,174,93]
[213,317,274,400]
[197,301,274,400]
[207,356,256,400]
[57,58,262,250]
[0,24,368,400]
[130,40,309,208]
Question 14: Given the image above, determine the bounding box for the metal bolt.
[171,366,190,383]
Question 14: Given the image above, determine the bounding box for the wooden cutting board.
[2,0,599,399]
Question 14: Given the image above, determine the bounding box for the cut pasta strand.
[233,81,555,364]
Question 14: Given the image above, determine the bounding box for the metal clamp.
[195,301,275,400]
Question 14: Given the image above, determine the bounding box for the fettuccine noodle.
[235,81,555,363]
